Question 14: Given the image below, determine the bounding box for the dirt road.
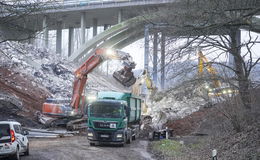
[20,136,154,160]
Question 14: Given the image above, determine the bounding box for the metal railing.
[45,0,174,9]
[61,0,168,6]
[1,0,174,12]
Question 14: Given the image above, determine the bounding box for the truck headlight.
[116,134,123,138]
[88,132,93,137]
[87,95,97,102]
[70,110,76,116]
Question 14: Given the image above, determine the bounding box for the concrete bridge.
[1,0,260,89]
[1,0,175,88]
[1,0,174,55]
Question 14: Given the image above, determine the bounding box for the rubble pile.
[0,42,74,98]
[0,41,128,99]
[147,82,206,130]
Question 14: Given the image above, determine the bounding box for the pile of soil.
[164,107,213,136]
[0,67,50,127]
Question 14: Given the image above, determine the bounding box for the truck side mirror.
[124,106,130,117]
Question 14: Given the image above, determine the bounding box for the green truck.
[87,91,142,146]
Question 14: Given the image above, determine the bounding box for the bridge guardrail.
[1,0,174,13]
[44,0,174,9]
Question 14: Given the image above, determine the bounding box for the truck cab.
[87,91,141,146]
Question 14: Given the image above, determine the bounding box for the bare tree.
[145,0,260,110]
[0,0,55,43]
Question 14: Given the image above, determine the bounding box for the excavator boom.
[70,50,104,112]
[132,69,156,96]
[198,50,221,88]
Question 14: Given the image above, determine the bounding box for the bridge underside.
[69,16,145,65]
[69,15,260,66]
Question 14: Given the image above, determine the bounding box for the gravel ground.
[18,136,154,160]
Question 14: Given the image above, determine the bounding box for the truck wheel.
[90,143,95,146]
[126,134,132,144]
[119,135,126,147]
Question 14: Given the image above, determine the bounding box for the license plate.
[100,134,109,138]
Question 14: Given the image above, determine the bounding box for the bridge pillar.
[81,12,86,44]
[144,25,150,70]
[229,29,241,67]
[153,32,158,85]
[56,21,62,55]
[104,24,109,30]
[92,18,98,37]
[68,27,74,57]
[43,15,49,48]
[118,9,122,23]
[161,33,165,89]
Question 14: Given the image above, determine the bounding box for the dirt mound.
[164,107,212,136]
[0,67,50,111]
[0,67,50,127]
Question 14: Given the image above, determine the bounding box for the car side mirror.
[23,130,29,135]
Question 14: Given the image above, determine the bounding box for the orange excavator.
[38,48,137,129]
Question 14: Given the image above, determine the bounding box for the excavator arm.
[197,50,237,97]
[198,50,221,88]
[70,49,104,112]
[132,69,156,96]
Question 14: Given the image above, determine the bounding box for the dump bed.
[97,91,141,123]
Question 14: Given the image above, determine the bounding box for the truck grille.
[93,121,117,129]
[97,131,112,141]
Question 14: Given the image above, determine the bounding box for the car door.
[13,125,27,152]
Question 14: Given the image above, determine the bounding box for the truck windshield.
[89,103,122,118]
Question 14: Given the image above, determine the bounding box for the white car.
[0,120,29,160]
